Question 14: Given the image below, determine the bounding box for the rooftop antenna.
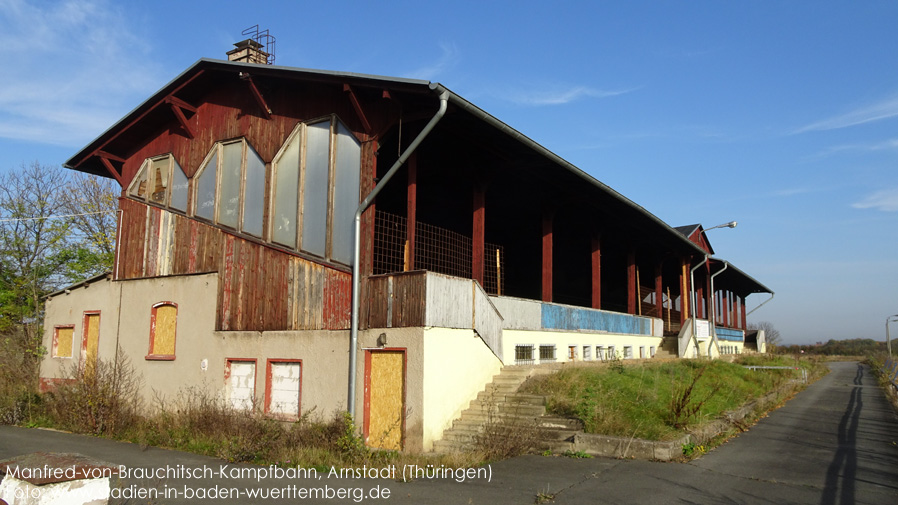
[241,25,276,65]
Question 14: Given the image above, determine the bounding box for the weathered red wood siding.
[362,272,426,329]
[115,199,350,331]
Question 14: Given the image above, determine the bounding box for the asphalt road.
[1,361,896,504]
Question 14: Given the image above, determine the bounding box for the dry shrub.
[0,334,40,425]
[42,350,142,436]
[474,392,543,460]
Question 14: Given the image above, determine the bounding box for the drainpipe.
[347,89,449,419]
[709,261,729,358]
[689,255,708,357]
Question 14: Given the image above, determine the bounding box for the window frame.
[264,359,303,420]
[192,138,266,238]
[51,325,75,358]
[127,154,188,212]
[146,301,178,361]
[269,115,361,264]
[225,358,258,411]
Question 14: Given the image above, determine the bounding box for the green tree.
[0,162,117,374]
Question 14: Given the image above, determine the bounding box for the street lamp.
[704,221,737,232]
[887,314,898,357]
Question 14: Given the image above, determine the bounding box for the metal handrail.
[744,365,808,384]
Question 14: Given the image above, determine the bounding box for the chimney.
[227,39,270,65]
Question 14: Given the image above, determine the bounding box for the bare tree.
[748,321,781,350]
[60,172,119,279]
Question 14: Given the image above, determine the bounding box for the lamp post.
[690,221,737,358]
[887,314,898,357]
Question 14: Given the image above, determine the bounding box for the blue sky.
[1,0,896,345]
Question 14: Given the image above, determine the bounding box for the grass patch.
[521,356,823,441]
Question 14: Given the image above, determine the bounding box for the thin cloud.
[816,138,898,157]
[0,0,162,146]
[506,85,637,106]
[402,42,460,81]
[852,188,898,212]
[793,95,898,134]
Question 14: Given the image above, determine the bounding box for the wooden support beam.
[541,210,554,302]
[591,234,601,309]
[239,73,272,119]
[168,102,195,139]
[655,262,663,319]
[627,251,637,315]
[679,259,688,325]
[741,298,747,330]
[696,271,704,320]
[98,156,124,186]
[344,84,373,135]
[472,183,486,285]
[405,152,417,271]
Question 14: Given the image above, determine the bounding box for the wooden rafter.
[96,151,125,186]
[343,84,372,135]
[164,96,197,138]
[239,73,272,119]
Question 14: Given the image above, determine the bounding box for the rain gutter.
[347,89,449,419]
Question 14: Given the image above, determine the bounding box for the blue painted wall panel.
[541,304,652,335]
[716,327,744,341]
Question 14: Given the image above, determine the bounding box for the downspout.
[746,292,775,316]
[348,89,450,419]
[689,255,708,357]
[709,261,729,358]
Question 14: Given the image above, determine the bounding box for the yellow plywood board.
[153,305,177,355]
[54,327,73,358]
[84,314,100,362]
[368,351,404,451]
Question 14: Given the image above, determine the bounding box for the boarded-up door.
[82,313,100,365]
[267,361,301,418]
[365,350,405,451]
[226,360,256,410]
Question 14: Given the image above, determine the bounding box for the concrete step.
[432,440,476,453]
[538,417,583,430]
[498,403,546,416]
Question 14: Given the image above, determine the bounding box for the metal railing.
[745,365,808,384]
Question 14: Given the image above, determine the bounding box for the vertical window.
[265,360,302,419]
[193,140,265,237]
[128,154,188,212]
[271,116,360,264]
[597,346,605,361]
[226,359,257,411]
[650,346,656,357]
[624,346,633,359]
[147,302,177,360]
[302,122,330,257]
[52,325,75,358]
[567,345,577,361]
[583,346,591,361]
[82,312,101,365]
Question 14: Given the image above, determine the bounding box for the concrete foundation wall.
[502,329,664,363]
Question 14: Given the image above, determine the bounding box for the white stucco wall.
[421,327,502,451]
[502,329,664,364]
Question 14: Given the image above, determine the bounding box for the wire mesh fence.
[373,210,505,295]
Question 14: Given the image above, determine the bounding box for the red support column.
[705,264,712,322]
[722,291,729,328]
[541,211,553,302]
[741,298,747,330]
[654,263,663,318]
[591,234,601,309]
[627,251,637,314]
[405,153,417,271]
[696,271,704,320]
[472,183,486,285]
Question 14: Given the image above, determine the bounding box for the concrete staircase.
[654,336,679,359]
[432,366,582,453]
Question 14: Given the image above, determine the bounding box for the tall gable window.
[193,139,265,237]
[128,154,188,212]
[271,116,360,264]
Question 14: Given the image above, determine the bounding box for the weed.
[535,486,556,504]
[561,450,592,459]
